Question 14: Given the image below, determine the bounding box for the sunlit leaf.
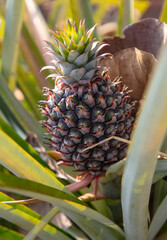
[0,74,43,139]
[0,203,72,240]
[24,0,50,64]
[1,0,25,90]
[70,0,99,39]
[0,130,70,193]
[0,225,24,240]
[0,191,87,240]
[0,174,125,240]
[24,207,59,240]
[161,0,167,23]
[0,117,51,170]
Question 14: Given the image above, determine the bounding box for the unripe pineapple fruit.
[39,20,134,177]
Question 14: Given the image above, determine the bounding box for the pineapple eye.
[69,128,82,139]
[106,96,113,107]
[91,107,104,119]
[117,122,125,134]
[63,136,75,147]
[105,123,116,135]
[99,86,107,93]
[90,123,104,134]
[91,149,105,159]
[77,119,91,128]
[95,94,101,105]
[105,109,115,122]
[57,119,68,130]
[116,108,124,120]
[72,152,85,162]
[58,99,66,112]
[66,110,78,122]
[86,160,102,169]
[82,133,97,145]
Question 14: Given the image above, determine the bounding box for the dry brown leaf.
[101,18,167,58]
[99,47,157,112]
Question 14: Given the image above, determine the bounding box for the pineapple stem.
[66,173,94,192]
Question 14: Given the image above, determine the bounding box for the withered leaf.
[99,47,157,112]
[101,18,167,58]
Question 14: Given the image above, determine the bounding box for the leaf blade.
[0,174,125,239]
[0,130,69,193]
[1,0,25,89]
[122,42,167,239]
[0,225,24,240]
[24,207,59,240]
[0,203,72,240]
[149,193,167,240]
[0,74,43,139]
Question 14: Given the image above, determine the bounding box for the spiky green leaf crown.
[43,20,108,86]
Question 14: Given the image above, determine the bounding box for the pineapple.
[39,20,134,177]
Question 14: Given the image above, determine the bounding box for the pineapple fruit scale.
[39,20,134,177]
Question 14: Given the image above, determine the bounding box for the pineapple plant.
[1,0,167,237]
[39,20,135,180]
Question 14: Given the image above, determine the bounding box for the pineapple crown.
[42,19,110,87]
[50,19,95,54]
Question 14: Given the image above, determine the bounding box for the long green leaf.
[0,93,26,139]
[0,175,81,205]
[0,73,43,139]
[106,158,167,184]
[65,224,89,240]
[48,2,63,28]
[153,160,167,183]
[0,191,83,240]
[118,0,134,36]
[149,193,167,240]
[70,0,99,39]
[24,0,50,64]
[0,225,24,240]
[0,174,125,240]
[0,130,70,193]
[161,0,167,23]
[20,24,50,89]
[24,207,59,240]
[69,0,82,26]
[17,65,43,120]
[123,0,134,26]
[1,0,25,90]
[62,208,122,240]
[117,0,124,36]
[161,134,167,153]
[0,191,73,239]
[0,191,43,219]
[122,41,167,239]
[0,203,72,240]
[0,117,51,170]
[152,179,167,217]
